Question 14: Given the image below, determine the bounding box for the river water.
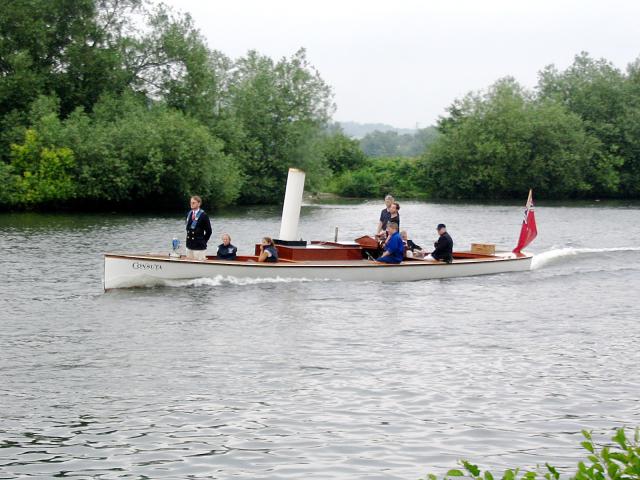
[1,200,639,479]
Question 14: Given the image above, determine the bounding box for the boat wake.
[162,275,328,288]
[531,246,640,270]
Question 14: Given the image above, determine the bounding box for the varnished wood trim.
[104,253,532,268]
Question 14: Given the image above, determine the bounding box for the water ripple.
[1,204,640,478]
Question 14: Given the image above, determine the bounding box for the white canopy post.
[278,168,306,241]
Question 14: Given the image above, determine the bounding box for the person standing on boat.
[427,224,453,263]
[216,233,237,260]
[258,237,279,262]
[379,203,401,247]
[376,222,404,263]
[376,194,395,236]
[389,202,400,229]
[185,195,212,261]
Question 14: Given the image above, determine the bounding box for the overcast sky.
[160,0,640,129]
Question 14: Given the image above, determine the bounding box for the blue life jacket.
[217,244,237,260]
[264,245,278,262]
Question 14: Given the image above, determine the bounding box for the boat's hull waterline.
[103,252,533,290]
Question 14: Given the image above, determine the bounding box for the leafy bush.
[422,428,640,480]
[320,131,367,174]
[419,53,640,200]
[8,129,77,206]
[328,156,424,198]
[81,96,242,207]
[0,2,334,211]
[416,79,599,200]
[0,93,243,210]
[229,49,334,204]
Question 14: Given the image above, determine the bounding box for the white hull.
[104,252,533,290]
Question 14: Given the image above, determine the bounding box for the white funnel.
[279,168,306,241]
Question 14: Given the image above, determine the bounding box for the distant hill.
[338,121,417,139]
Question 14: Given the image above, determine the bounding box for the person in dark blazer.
[427,223,453,263]
[185,195,212,260]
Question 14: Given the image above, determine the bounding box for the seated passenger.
[426,223,453,263]
[258,236,278,263]
[401,230,424,258]
[375,222,404,264]
[216,233,237,260]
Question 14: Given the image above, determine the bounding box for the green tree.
[68,92,242,207]
[2,92,243,209]
[127,4,232,126]
[329,156,422,198]
[0,156,19,205]
[412,127,440,155]
[537,52,628,195]
[619,57,640,196]
[360,130,403,157]
[320,131,367,174]
[360,127,439,158]
[8,129,77,206]
[417,78,598,199]
[0,0,142,167]
[0,0,134,117]
[331,169,378,197]
[230,49,335,203]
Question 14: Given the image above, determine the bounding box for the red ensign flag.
[513,189,537,254]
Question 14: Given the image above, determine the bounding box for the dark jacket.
[379,208,391,229]
[185,209,212,250]
[217,243,237,260]
[432,232,453,263]
[406,239,422,252]
[379,209,400,231]
[263,245,278,262]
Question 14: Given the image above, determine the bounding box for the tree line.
[1,1,639,210]
[332,52,640,200]
[360,127,439,158]
[0,0,338,210]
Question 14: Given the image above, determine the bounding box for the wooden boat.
[103,169,537,290]
[104,248,532,290]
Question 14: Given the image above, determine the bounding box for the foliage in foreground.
[422,428,640,480]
